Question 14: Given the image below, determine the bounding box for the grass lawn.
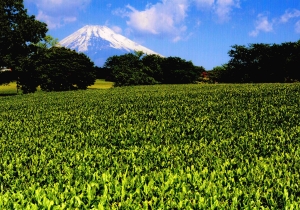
[88,79,114,89]
[0,79,114,95]
[0,82,18,96]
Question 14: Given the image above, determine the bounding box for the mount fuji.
[59,25,161,67]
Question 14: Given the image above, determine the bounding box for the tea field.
[0,84,300,209]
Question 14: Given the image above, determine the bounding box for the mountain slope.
[59,25,161,66]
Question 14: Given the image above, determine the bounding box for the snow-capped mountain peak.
[59,25,161,66]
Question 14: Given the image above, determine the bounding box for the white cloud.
[122,0,189,42]
[38,0,90,12]
[115,0,239,41]
[194,0,240,21]
[296,20,300,33]
[214,0,240,22]
[280,9,300,23]
[26,0,91,29]
[249,9,300,36]
[279,9,300,34]
[37,11,77,29]
[249,14,273,37]
[194,0,214,8]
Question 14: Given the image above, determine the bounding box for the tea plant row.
[0,84,300,208]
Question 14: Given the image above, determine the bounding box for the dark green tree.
[0,0,47,86]
[226,44,258,82]
[18,35,59,93]
[36,47,96,91]
[161,57,204,84]
[104,52,157,87]
[142,54,164,83]
[105,53,204,86]
[0,68,15,85]
[225,41,300,83]
[95,66,110,80]
[34,35,59,50]
[286,40,300,82]
[208,65,228,83]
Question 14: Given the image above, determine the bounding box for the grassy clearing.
[0,82,18,96]
[88,79,114,89]
[0,79,113,95]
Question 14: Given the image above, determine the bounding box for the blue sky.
[24,0,300,69]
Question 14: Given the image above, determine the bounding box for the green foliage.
[105,52,204,86]
[36,47,96,91]
[16,35,60,93]
[0,69,15,86]
[104,53,157,87]
[208,65,228,83]
[223,40,300,83]
[34,35,59,51]
[141,54,164,82]
[0,0,47,84]
[16,39,97,93]
[161,57,204,84]
[0,84,300,208]
[18,58,40,94]
[94,67,110,80]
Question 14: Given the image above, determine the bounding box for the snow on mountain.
[59,25,161,67]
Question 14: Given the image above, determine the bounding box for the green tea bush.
[0,84,300,208]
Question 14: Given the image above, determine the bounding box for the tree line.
[209,41,300,83]
[101,52,205,86]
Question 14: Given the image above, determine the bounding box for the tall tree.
[286,40,300,81]
[209,65,228,83]
[142,54,164,83]
[104,53,157,87]
[225,41,300,83]
[37,47,96,91]
[18,35,59,93]
[0,0,47,85]
[161,57,204,84]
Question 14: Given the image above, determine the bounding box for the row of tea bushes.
[0,84,300,208]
